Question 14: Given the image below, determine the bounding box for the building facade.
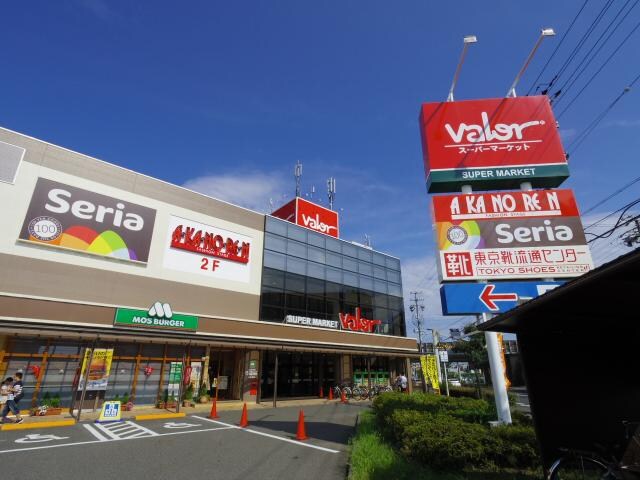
[0,127,416,410]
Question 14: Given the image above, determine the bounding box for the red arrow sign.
[479,285,518,311]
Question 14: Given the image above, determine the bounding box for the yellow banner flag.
[421,355,440,393]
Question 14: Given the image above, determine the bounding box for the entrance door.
[260,352,338,399]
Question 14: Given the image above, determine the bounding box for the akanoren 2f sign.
[433,189,593,281]
[419,96,569,192]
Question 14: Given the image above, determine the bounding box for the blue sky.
[1,0,639,338]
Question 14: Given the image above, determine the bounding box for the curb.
[1,419,76,431]
[135,412,186,421]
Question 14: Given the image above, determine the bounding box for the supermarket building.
[0,127,416,409]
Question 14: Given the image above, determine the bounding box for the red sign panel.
[420,96,569,192]
[170,224,250,264]
[271,198,340,238]
[432,189,579,222]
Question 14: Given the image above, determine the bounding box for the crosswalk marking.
[92,421,158,440]
[82,424,109,441]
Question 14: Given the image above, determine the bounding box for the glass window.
[286,292,306,310]
[306,277,325,296]
[306,262,325,280]
[308,232,325,248]
[325,281,342,300]
[359,276,374,291]
[386,256,401,270]
[263,268,285,289]
[286,256,306,275]
[261,305,284,322]
[343,271,358,287]
[264,251,286,270]
[326,237,341,253]
[265,233,286,253]
[266,216,288,236]
[287,223,307,242]
[287,239,307,259]
[306,296,325,314]
[372,252,386,266]
[344,286,359,304]
[326,299,340,316]
[342,257,357,272]
[326,266,341,283]
[373,265,387,280]
[285,272,306,293]
[357,248,373,262]
[388,296,403,310]
[387,270,401,283]
[308,246,325,263]
[326,252,342,268]
[262,288,285,307]
[388,283,402,297]
[342,242,357,258]
[375,293,389,308]
[359,290,374,308]
[358,261,373,277]
[374,279,388,294]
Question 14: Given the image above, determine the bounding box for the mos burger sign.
[419,95,569,192]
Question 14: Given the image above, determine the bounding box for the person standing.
[1,372,24,424]
[400,372,408,393]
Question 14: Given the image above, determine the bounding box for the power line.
[565,70,640,154]
[584,197,640,230]
[581,176,640,216]
[547,0,616,99]
[553,0,638,105]
[526,0,591,95]
[556,19,640,119]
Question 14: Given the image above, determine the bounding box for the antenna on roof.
[327,177,336,210]
[294,161,303,197]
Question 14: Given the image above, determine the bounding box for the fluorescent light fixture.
[541,28,555,37]
[463,35,478,44]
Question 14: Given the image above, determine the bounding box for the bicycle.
[547,421,640,479]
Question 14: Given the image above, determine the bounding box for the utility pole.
[409,292,427,392]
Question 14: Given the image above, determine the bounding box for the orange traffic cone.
[239,402,249,428]
[341,389,348,404]
[319,385,324,398]
[296,409,308,441]
[328,387,334,401]
[208,398,219,419]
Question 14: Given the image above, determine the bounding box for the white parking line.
[192,416,340,454]
[82,424,109,441]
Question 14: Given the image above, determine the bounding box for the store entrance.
[260,352,338,399]
[208,349,241,401]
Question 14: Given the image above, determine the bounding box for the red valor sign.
[339,308,382,333]
[420,96,569,192]
[272,197,339,238]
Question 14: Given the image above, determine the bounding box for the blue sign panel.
[440,281,565,315]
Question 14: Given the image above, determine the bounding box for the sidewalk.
[2,396,365,428]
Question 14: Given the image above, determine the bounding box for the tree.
[451,323,490,398]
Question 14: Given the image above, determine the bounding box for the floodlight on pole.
[507,28,555,98]
[447,35,477,102]
[294,161,303,197]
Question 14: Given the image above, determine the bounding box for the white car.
[448,379,461,387]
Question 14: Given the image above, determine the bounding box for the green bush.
[370,392,541,473]
[391,409,489,470]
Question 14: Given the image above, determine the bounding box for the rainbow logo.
[436,220,484,251]
[30,225,138,261]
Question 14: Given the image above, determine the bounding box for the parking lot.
[0,402,366,480]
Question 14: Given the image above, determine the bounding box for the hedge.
[371,392,541,472]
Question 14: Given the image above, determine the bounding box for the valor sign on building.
[419,96,569,192]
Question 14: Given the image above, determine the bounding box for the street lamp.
[447,35,478,102]
[507,28,555,98]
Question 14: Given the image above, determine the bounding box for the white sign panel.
[439,245,593,281]
[163,215,252,283]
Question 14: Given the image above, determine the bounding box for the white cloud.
[182,172,289,213]
[582,211,638,267]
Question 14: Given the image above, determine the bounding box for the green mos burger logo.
[114,302,198,331]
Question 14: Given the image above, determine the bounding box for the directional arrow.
[163,422,201,429]
[479,285,518,311]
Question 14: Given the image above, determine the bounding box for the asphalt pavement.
[0,402,367,480]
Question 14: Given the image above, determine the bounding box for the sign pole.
[273,352,278,408]
[76,340,97,423]
[484,313,512,424]
[442,358,450,397]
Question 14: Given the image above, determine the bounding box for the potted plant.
[197,384,210,404]
[183,384,194,407]
[121,392,132,411]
